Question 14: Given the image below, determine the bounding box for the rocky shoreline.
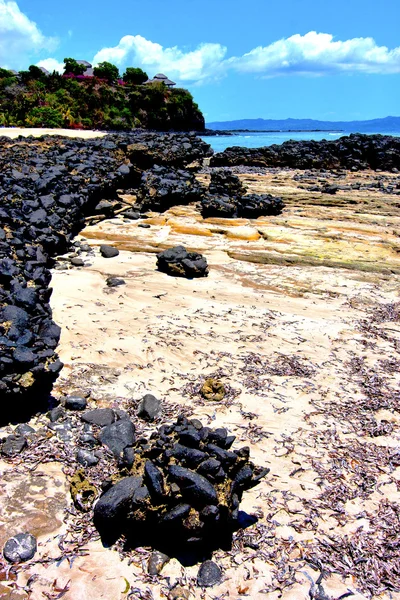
[0,132,212,412]
[0,131,400,599]
[211,133,400,171]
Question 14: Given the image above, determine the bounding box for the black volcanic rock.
[3,533,37,563]
[197,560,222,587]
[100,245,119,258]
[0,131,212,412]
[237,193,285,218]
[210,134,400,171]
[201,168,284,219]
[93,416,269,557]
[157,246,209,278]
[99,419,136,457]
[136,165,205,212]
[209,170,245,198]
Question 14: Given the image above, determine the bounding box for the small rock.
[77,449,99,467]
[65,395,87,411]
[100,245,119,258]
[168,465,218,505]
[94,476,142,524]
[147,551,170,575]
[81,408,117,427]
[15,424,35,436]
[123,210,141,220]
[144,460,165,498]
[99,419,136,457]
[138,223,151,228]
[106,277,125,287]
[79,433,99,447]
[197,560,222,587]
[137,394,162,421]
[70,257,85,267]
[49,406,65,422]
[2,435,27,457]
[3,533,37,563]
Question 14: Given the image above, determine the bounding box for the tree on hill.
[19,65,48,83]
[123,67,148,85]
[0,68,14,79]
[93,62,120,83]
[63,58,86,76]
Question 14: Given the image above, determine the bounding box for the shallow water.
[202,130,400,152]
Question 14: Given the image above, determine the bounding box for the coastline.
[0,130,399,599]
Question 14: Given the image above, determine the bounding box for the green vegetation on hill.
[0,62,205,131]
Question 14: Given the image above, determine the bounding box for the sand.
[0,127,107,139]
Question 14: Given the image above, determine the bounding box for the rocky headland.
[0,131,399,599]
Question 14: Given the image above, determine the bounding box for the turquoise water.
[201,131,400,153]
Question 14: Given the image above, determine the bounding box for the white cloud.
[0,0,57,69]
[36,58,64,74]
[229,32,400,76]
[90,31,400,85]
[92,34,227,83]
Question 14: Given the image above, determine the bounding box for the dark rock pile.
[208,169,246,198]
[157,246,209,278]
[125,131,213,169]
[0,132,212,415]
[202,169,284,218]
[210,134,400,172]
[94,415,269,557]
[136,165,205,212]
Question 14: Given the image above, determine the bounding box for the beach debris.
[200,378,226,401]
[70,469,97,512]
[3,533,37,563]
[168,586,190,600]
[157,246,209,278]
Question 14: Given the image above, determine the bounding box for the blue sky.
[1,0,399,122]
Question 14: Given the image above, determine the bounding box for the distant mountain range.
[206,116,400,133]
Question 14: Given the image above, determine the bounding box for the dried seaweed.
[304,500,400,598]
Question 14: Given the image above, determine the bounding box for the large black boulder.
[157,246,208,278]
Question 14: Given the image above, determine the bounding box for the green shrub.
[93,62,119,83]
[123,67,148,85]
[64,58,85,76]
[26,106,64,128]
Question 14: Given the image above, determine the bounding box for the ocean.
[201,130,400,153]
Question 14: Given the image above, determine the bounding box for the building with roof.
[76,60,94,76]
[144,73,176,88]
